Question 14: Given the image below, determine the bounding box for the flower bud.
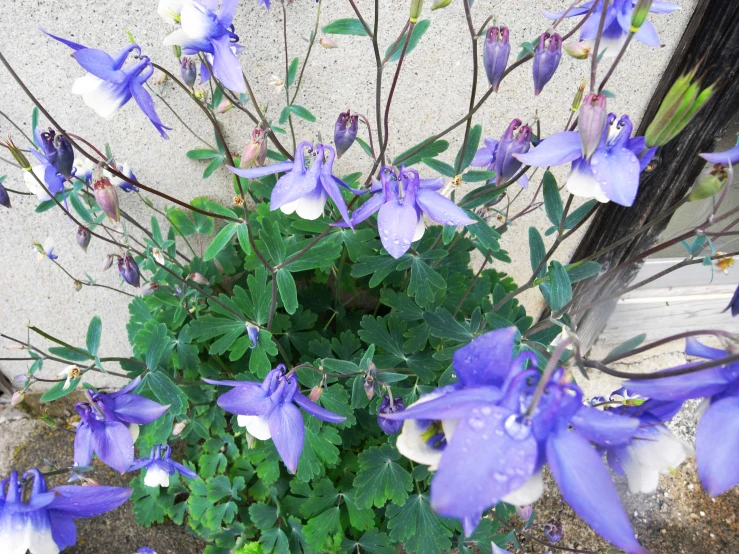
[172,421,187,436]
[544,520,563,543]
[431,0,453,9]
[216,98,233,114]
[363,374,375,401]
[689,163,728,201]
[377,395,404,435]
[187,272,209,285]
[645,68,716,148]
[563,41,591,60]
[571,80,586,112]
[515,505,533,520]
[140,282,159,296]
[93,177,120,222]
[152,248,165,265]
[319,37,338,49]
[409,0,423,23]
[102,253,115,271]
[579,93,607,161]
[309,386,323,402]
[495,119,532,185]
[74,280,82,292]
[533,32,562,96]
[82,479,102,487]
[483,27,510,92]
[631,0,654,32]
[76,226,91,252]
[118,254,141,288]
[1,137,30,170]
[11,391,24,406]
[0,182,10,209]
[247,325,259,348]
[334,111,358,159]
[241,129,267,169]
[55,135,74,179]
[180,57,197,87]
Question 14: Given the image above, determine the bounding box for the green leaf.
[187,149,221,160]
[546,199,598,236]
[260,528,290,554]
[542,170,563,227]
[296,419,341,482]
[323,18,368,36]
[423,308,472,341]
[466,211,501,253]
[342,530,395,554]
[351,254,400,287]
[354,444,413,508]
[40,379,81,403]
[167,209,197,236]
[528,227,546,276]
[47,346,91,362]
[31,107,39,144]
[303,507,341,551]
[69,192,94,223]
[287,57,299,86]
[145,323,171,371]
[548,261,572,312]
[395,138,449,167]
[400,255,447,308]
[289,105,316,122]
[607,333,647,359]
[276,269,298,315]
[385,19,431,62]
[85,316,102,356]
[260,218,286,264]
[454,124,482,173]
[248,502,278,530]
[358,316,406,364]
[462,170,496,182]
[147,371,189,415]
[422,157,456,177]
[566,261,602,283]
[386,493,453,553]
[202,155,225,178]
[355,136,373,158]
[204,222,238,261]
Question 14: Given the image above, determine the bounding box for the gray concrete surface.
[0,0,697,392]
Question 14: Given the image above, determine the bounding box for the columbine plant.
[1,0,737,553]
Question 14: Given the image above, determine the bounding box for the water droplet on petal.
[504,414,532,441]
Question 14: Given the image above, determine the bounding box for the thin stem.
[50,259,135,298]
[241,70,294,160]
[347,0,374,38]
[146,83,215,149]
[289,0,322,105]
[357,114,377,159]
[280,0,297,152]
[584,351,739,380]
[526,339,574,417]
[0,109,34,145]
[589,0,610,93]
[373,0,383,160]
[598,32,635,92]
[602,329,737,365]
[455,0,479,175]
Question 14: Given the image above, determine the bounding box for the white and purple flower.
[127,444,197,488]
[471,119,532,188]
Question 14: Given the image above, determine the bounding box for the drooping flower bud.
[118,254,141,287]
[187,272,209,285]
[377,395,405,435]
[495,119,532,185]
[55,135,74,179]
[74,280,83,292]
[140,282,159,296]
[645,67,716,148]
[76,226,91,252]
[11,391,24,406]
[483,26,510,92]
[533,32,562,96]
[579,93,607,161]
[309,386,323,402]
[689,163,728,201]
[563,41,591,60]
[102,253,115,271]
[631,0,654,32]
[409,0,424,23]
[319,37,338,49]
[93,176,120,222]
[0,181,10,209]
[334,111,358,158]
[515,505,533,520]
[241,129,267,169]
[544,520,563,543]
[247,325,260,348]
[180,57,197,87]
[364,362,377,400]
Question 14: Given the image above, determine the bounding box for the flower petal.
[321,174,352,227]
[49,485,133,517]
[566,159,608,202]
[634,20,661,47]
[701,143,739,165]
[431,405,538,532]
[126,458,154,472]
[415,189,475,226]
[514,131,582,167]
[382,387,503,421]
[452,327,519,388]
[211,35,246,93]
[270,171,320,211]
[217,383,272,416]
[268,403,304,474]
[420,177,445,191]
[74,422,94,468]
[471,146,494,168]
[293,393,346,424]
[547,429,648,554]
[71,49,126,84]
[696,396,739,496]
[170,461,198,479]
[570,405,639,446]
[334,192,384,228]
[650,1,680,13]
[181,0,220,40]
[686,338,727,360]
[41,28,86,50]
[49,511,77,551]
[91,420,135,474]
[110,394,169,424]
[218,0,240,27]
[162,28,214,52]
[229,161,294,179]
[590,146,641,206]
[130,80,171,139]
[377,199,418,259]
[625,364,733,401]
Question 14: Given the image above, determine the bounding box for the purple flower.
[382,327,647,553]
[544,519,563,543]
[136,548,157,554]
[483,26,510,92]
[228,142,353,226]
[42,30,170,138]
[725,284,739,317]
[625,338,739,496]
[127,444,197,487]
[0,182,9,209]
[515,114,656,207]
[205,365,346,474]
[544,1,680,56]
[533,32,562,95]
[108,162,140,193]
[162,0,246,93]
[471,119,532,187]
[338,167,475,259]
[74,377,170,473]
[247,325,260,348]
[180,56,197,87]
[377,395,404,435]
[118,254,141,288]
[700,143,739,165]
[0,468,132,552]
[23,127,72,200]
[334,111,358,158]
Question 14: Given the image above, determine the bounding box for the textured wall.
[0,0,697,390]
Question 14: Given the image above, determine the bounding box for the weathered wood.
[567,0,739,350]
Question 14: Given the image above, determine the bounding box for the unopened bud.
[0,182,10,209]
[431,0,453,9]
[483,27,510,92]
[172,421,187,436]
[11,391,24,406]
[102,253,115,271]
[309,386,323,402]
[571,80,586,112]
[689,163,728,201]
[187,272,209,285]
[409,0,423,23]
[364,363,376,400]
[631,0,654,32]
[563,41,591,60]
[193,86,206,101]
[319,37,338,48]
[140,282,159,296]
[646,67,716,148]
[334,111,358,159]
[216,98,233,114]
[579,94,607,160]
[544,520,563,543]
[74,280,82,292]
[533,32,562,96]
[93,176,120,222]
[247,325,259,348]
[118,254,141,288]
[152,248,165,265]
[516,505,533,520]
[377,395,405,435]
[1,137,31,170]
[180,57,197,87]
[76,226,91,252]
[241,129,266,169]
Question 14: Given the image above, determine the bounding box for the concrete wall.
[0,0,697,391]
